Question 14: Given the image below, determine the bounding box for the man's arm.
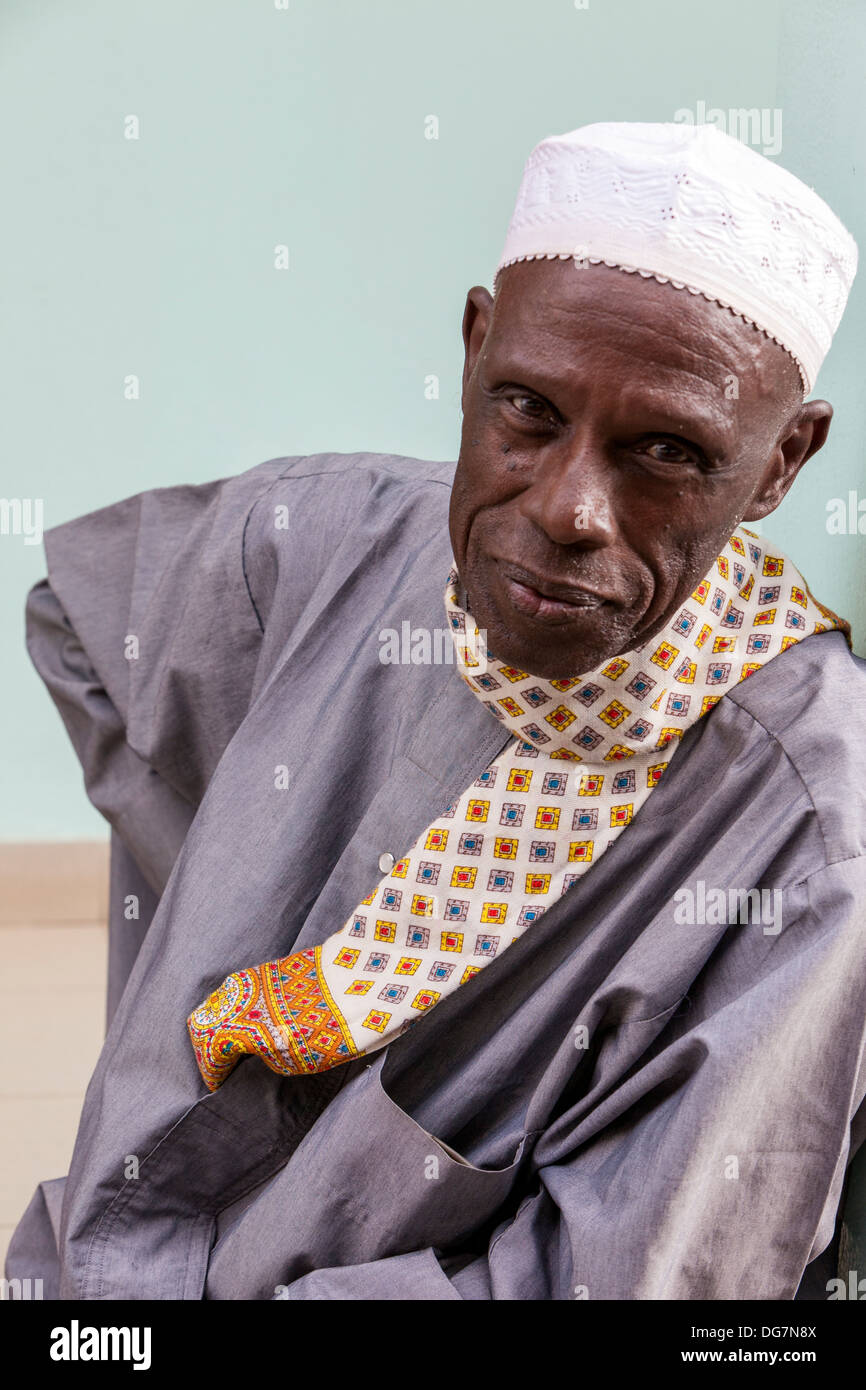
[25,458,298,894]
[26,577,196,896]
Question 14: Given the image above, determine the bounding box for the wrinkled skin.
[449,260,831,678]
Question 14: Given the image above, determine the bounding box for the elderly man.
[7,122,866,1300]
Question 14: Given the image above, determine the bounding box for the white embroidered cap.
[495,122,858,393]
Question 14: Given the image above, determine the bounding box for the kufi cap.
[495,122,858,392]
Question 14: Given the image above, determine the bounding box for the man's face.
[449,260,829,678]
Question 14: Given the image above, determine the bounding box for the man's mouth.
[497,559,608,622]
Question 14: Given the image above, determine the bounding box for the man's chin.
[482,618,628,680]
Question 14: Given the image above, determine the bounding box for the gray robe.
[7,451,866,1300]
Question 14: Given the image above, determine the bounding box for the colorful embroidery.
[188,946,358,1089]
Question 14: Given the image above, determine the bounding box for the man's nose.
[517,443,617,548]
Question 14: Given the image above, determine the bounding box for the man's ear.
[461,286,494,409]
[742,400,834,521]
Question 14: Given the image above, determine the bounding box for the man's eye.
[639,439,695,464]
[508,395,550,420]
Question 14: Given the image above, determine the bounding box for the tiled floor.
[0,923,107,1271]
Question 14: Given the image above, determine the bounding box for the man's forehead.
[487,262,782,408]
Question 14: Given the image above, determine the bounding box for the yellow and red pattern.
[188,946,358,1090]
[189,528,848,1092]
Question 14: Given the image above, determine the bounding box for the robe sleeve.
[26,577,197,897]
[279,853,866,1300]
[24,459,294,895]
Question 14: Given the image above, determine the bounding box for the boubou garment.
[188,526,845,1090]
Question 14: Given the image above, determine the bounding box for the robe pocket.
[294,1050,534,1255]
[374,1049,536,1182]
[205,1050,535,1298]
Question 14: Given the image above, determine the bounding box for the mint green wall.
[2,0,863,839]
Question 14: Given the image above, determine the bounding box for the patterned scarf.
[188,527,845,1090]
